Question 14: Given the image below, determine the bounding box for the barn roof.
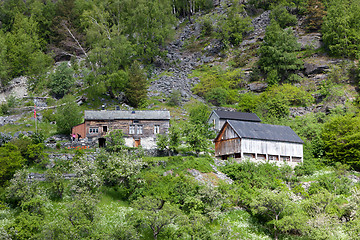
[225,120,304,144]
[84,110,171,120]
[211,110,261,122]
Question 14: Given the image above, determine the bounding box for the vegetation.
[1,0,360,239]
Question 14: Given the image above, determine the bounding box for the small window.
[89,127,98,134]
[137,125,143,135]
[280,156,290,161]
[292,157,302,163]
[154,125,160,134]
[269,155,279,161]
[212,119,216,129]
[257,154,266,160]
[103,126,108,132]
[133,120,139,124]
[129,125,135,134]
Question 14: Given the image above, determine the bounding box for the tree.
[321,114,360,169]
[322,0,360,58]
[258,20,303,83]
[305,0,326,31]
[270,5,297,29]
[96,150,144,187]
[48,62,75,99]
[5,14,52,79]
[105,129,126,152]
[131,196,182,239]
[70,153,102,195]
[125,61,148,108]
[250,189,293,240]
[0,143,25,184]
[216,0,252,47]
[0,32,10,87]
[55,95,83,134]
[156,125,181,156]
[183,122,214,156]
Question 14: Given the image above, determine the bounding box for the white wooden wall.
[241,138,303,158]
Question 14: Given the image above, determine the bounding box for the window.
[133,120,139,124]
[137,125,143,134]
[154,125,160,134]
[103,126,108,132]
[213,119,216,129]
[89,127,99,134]
[268,155,279,161]
[280,156,290,161]
[292,157,302,163]
[129,125,135,134]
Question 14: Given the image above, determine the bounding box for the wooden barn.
[72,110,170,149]
[207,110,261,131]
[214,120,304,166]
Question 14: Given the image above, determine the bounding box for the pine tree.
[125,61,148,108]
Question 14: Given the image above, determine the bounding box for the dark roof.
[212,110,261,122]
[226,120,304,144]
[84,110,170,120]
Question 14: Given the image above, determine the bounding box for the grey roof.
[84,110,170,120]
[212,110,261,122]
[226,120,304,144]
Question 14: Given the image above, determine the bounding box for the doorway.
[99,138,106,148]
[134,139,141,147]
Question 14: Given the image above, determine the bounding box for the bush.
[270,5,297,28]
[205,87,229,106]
[48,62,74,99]
[167,90,182,107]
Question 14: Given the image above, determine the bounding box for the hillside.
[1,0,360,239]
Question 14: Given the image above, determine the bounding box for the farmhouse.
[208,110,261,131]
[214,120,304,166]
[72,110,170,149]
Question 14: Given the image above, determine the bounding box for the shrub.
[270,5,297,28]
[48,62,74,99]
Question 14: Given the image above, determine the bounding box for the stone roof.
[84,110,170,120]
[221,120,304,144]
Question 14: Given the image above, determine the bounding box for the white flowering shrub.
[70,155,102,195]
[96,150,144,187]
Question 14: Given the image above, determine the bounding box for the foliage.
[188,101,211,125]
[192,66,244,105]
[215,0,252,47]
[305,0,326,31]
[183,122,214,156]
[130,196,182,239]
[45,167,65,200]
[105,129,126,152]
[250,189,293,240]
[70,154,102,195]
[167,90,182,107]
[258,20,303,83]
[321,114,360,169]
[322,0,360,58]
[5,169,40,207]
[156,125,181,156]
[96,150,144,187]
[0,143,25,184]
[270,5,297,28]
[48,62,74,99]
[55,95,83,134]
[125,61,148,108]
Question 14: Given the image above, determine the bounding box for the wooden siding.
[85,119,169,139]
[215,137,241,156]
[241,139,303,158]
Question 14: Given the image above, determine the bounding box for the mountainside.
[1,0,360,239]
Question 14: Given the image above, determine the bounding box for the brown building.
[72,110,170,148]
